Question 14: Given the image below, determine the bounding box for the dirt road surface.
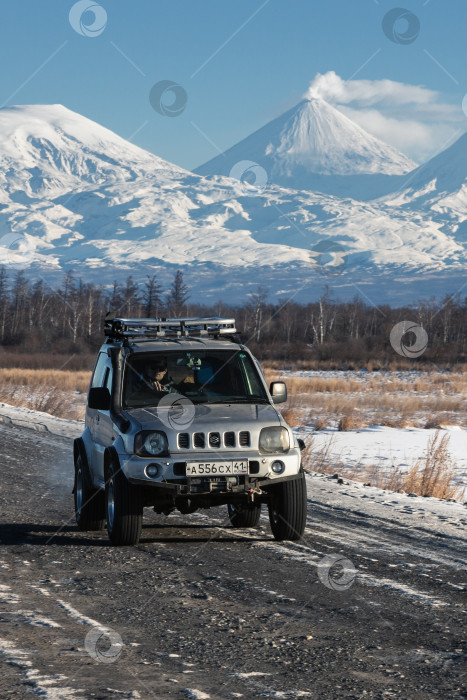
[0,421,465,699]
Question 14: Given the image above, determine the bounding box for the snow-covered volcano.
[196,98,417,199]
[0,104,464,304]
[0,104,184,198]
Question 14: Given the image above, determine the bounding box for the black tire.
[228,502,261,528]
[74,454,105,531]
[268,471,307,541]
[105,459,143,546]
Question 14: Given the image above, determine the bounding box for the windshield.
[122,349,269,408]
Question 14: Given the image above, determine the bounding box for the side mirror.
[297,438,306,452]
[269,381,287,404]
[88,387,111,411]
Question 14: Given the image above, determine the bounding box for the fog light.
[271,460,285,474]
[146,464,160,478]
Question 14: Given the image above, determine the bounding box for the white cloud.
[305,71,437,107]
[304,71,465,163]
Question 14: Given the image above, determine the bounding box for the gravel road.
[0,421,465,699]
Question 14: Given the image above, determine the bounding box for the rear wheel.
[74,454,105,531]
[105,459,143,546]
[268,471,307,541]
[228,502,261,528]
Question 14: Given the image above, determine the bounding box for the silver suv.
[74,317,307,546]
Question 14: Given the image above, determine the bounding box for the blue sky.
[0,0,466,169]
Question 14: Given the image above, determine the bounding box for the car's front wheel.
[74,454,105,531]
[227,502,261,528]
[268,471,307,541]
[105,459,143,546]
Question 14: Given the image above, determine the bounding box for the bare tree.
[0,267,8,341]
[248,286,268,343]
[0,269,465,364]
[143,273,164,318]
[122,276,140,317]
[166,270,190,317]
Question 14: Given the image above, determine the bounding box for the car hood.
[128,402,281,432]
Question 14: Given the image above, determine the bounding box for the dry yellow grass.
[314,417,329,431]
[301,430,464,500]
[399,431,462,498]
[0,369,90,420]
[265,366,467,429]
[0,363,465,439]
[0,369,91,392]
[381,415,415,429]
[364,431,464,500]
[275,368,465,500]
[265,359,467,373]
[279,407,306,427]
[424,415,455,429]
[301,433,338,475]
[338,415,366,431]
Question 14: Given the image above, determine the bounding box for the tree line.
[0,268,465,366]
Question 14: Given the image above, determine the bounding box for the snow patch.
[0,637,83,698]
[307,425,467,481]
[0,402,82,439]
[15,610,62,628]
[56,599,107,629]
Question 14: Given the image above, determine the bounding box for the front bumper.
[119,449,301,492]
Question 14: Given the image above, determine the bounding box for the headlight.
[271,460,285,474]
[259,427,290,454]
[135,431,169,457]
[145,463,161,478]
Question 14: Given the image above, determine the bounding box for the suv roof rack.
[104,316,238,342]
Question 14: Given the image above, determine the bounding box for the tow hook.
[247,487,262,503]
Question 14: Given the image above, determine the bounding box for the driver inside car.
[145,358,178,393]
[126,358,179,400]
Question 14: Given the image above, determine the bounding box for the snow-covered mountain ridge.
[0,103,465,304]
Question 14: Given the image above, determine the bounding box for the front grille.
[209,432,221,448]
[178,433,189,449]
[193,432,205,448]
[239,431,250,447]
[177,430,251,449]
[224,431,235,447]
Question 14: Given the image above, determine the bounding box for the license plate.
[186,461,248,476]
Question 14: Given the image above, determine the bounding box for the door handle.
[96,414,100,423]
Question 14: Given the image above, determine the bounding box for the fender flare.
[73,438,93,491]
[103,446,121,480]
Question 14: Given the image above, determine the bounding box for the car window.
[122,350,269,408]
[105,366,113,391]
[91,353,108,389]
